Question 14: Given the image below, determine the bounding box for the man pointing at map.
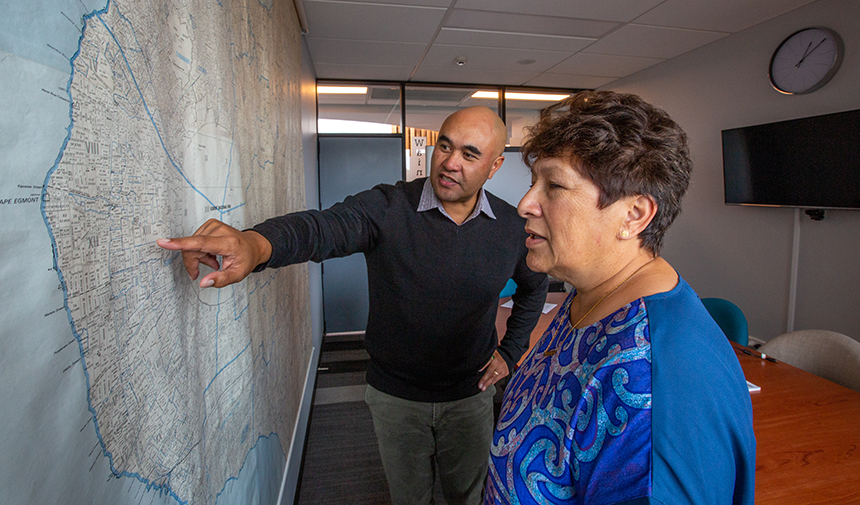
[157,106,547,505]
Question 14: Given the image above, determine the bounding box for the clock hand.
[796,38,827,67]
[807,38,827,56]
[795,41,813,67]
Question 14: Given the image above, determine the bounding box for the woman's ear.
[619,195,657,239]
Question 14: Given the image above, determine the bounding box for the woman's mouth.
[525,229,546,247]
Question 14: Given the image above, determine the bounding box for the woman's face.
[517,156,627,283]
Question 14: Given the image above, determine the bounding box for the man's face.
[429,109,505,208]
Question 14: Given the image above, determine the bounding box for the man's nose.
[442,151,462,171]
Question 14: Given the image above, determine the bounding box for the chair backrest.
[759,330,860,392]
[701,297,749,347]
[499,278,517,298]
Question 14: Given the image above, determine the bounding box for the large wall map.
[0,0,309,503]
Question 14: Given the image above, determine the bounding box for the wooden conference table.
[734,341,860,504]
[496,293,860,504]
[495,291,568,362]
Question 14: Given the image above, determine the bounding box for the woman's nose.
[517,186,540,218]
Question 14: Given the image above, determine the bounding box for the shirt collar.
[417,177,496,224]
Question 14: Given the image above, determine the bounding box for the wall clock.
[769,27,843,95]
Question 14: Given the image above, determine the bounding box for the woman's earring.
[621,230,630,239]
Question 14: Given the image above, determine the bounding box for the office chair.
[701,297,749,347]
[759,330,860,392]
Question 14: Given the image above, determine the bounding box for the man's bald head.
[440,106,508,158]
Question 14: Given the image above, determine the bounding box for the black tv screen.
[721,109,860,210]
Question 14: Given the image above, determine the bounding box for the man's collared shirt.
[417,177,496,225]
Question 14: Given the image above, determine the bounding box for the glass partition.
[317,82,578,178]
[317,83,401,134]
[501,90,571,147]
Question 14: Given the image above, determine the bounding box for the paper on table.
[501,300,557,314]
[746,380,761,392]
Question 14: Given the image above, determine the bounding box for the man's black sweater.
[252,178,548,402]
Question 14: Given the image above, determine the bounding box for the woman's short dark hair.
[521,90,692,255]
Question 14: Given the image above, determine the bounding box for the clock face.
[769,27,843,95]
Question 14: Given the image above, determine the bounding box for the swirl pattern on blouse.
[486,293,653,505]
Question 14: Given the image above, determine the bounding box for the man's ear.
[487,155,505,180]
[620,195,657,238]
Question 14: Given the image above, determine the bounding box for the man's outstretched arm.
[156,218,273,289]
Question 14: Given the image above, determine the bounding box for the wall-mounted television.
[721,108,860,211]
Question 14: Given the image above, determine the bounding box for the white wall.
[606,0,860,342]
[484,148,532,207]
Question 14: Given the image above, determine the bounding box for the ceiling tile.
[445,9,618,38]
[548,53,665,77]
[324,0,451,5]
[436,28,594,52]
[303,1,446,42]
[421,43,571,72]
[410,66,541,86]
[633,0,818,33]
[524,73,617,89]
[314,63,415,81]
[307,38,427,66]
[583,24,728,59]
[300,0,825,87]
[453,0,664,22]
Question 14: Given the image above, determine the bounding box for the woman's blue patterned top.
[485,277,756,505]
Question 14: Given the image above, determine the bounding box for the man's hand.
[478,350,509,392]
[156,219,273,289]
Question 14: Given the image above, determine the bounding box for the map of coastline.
[1,0,310,503]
